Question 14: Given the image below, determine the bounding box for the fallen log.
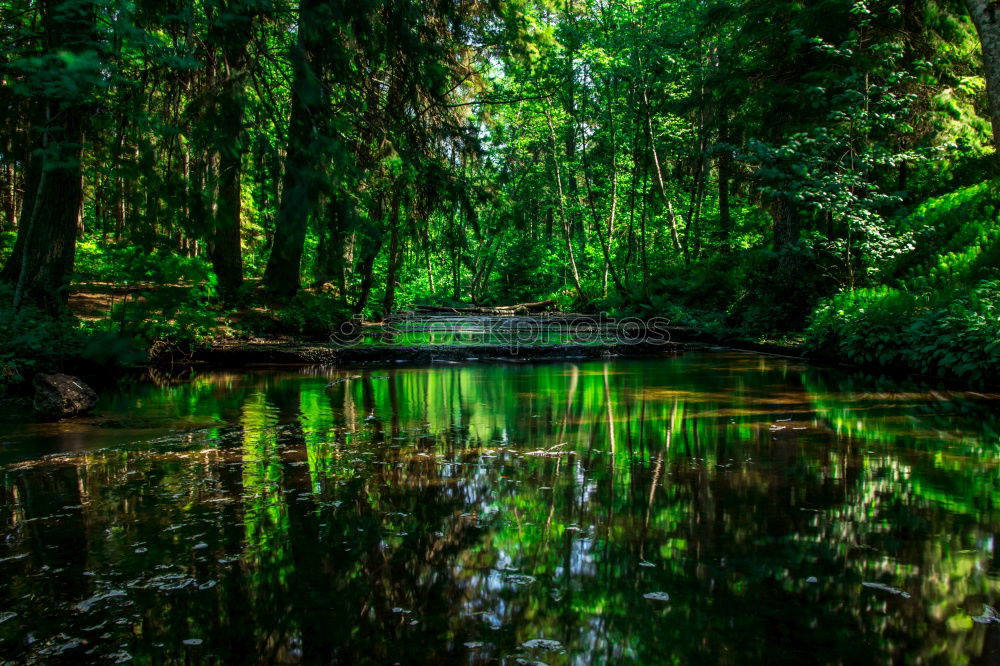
[413,300,555,315]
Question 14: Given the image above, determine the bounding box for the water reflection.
[0,353,999,663]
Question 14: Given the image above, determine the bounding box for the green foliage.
[892,179,1000,288]
[805,281,1000,383]
[88,248,231,350]
[238,291,351,339]
[0,285,143,391]
[0,0,995,386]
[805,180,1000,382]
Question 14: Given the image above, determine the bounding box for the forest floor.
[69,283,129,321]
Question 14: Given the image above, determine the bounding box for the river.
[1,351,999,663]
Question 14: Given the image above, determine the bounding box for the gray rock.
[33,373,98,419]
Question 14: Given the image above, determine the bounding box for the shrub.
[237,291,351,339]
[94,250,231,350]
[0,285,143,392]
[805,281,1000,383]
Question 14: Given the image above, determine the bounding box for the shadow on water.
[1,351,1000,663]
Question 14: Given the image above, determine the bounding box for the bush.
[0,285,143,392]
[237,291,351,339]
[95,250,231,350]
[804,180,1000,384]
[804,281,1000,383]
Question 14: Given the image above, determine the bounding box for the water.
[1,351,999,664]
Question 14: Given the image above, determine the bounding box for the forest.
[5,2,1000,662]
[1,0,998,386]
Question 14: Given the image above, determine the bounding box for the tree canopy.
[0,0,997,383]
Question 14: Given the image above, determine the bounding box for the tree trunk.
[210,6,254,301]
[264,0,328,298]
[545,111,587,302]
[1,162,16,231]
[353,190,388,315]
[381,200,402,317]
[314,193,348,292]
[966,0,1000,149]
[0,2,95,314]
[353,233,384,316]
[642,89,683,255]
[770,195,798,250]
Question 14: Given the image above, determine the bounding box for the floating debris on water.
[76,590,127,612]
[521,638,563,652]
[505,574,536,586]
[972,604,1000,624]
[861,582,910,599]
[0,553,28,563]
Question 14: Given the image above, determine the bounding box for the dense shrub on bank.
[805,181,1000,384]
[805,281,1000,383]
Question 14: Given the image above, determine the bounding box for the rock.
[32,373,98,419]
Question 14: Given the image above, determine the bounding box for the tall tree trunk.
[1,161,16,231]
[381,198,403,317]
[642,89,683,255]
[353,233,384,316]
[718,138,732,254]
[264,0,328,297]
[422,220,435,294]
[966,0,1000,148]
[210,5,254,301]
[353,191,388,315]
[314,193,348,293]
[545,111,586,302]
[0,2,95,313]
[770,195,798,250]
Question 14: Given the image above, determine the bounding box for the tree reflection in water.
[1,352,999,663]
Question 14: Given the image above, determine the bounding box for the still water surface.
[1,351,1000,664]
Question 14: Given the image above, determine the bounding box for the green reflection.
[0,352,999,664]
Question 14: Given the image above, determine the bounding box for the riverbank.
[168,339,683,367]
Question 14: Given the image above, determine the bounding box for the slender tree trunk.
[1,162,16,230]
[642,90,683,255]
[314,193,347,292]
[381,196,403,316]
[718,127,733,254]
[353,232,384,316]
[423,221,435,294]
[966,0,1000,149]
[353,190,390,315]
[578,124,625,297]
[545,111,586,302]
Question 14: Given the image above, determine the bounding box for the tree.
[0,0,100,313]
[966,0,1000,148]
[206,0,267,300]
[263,0,337,298]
